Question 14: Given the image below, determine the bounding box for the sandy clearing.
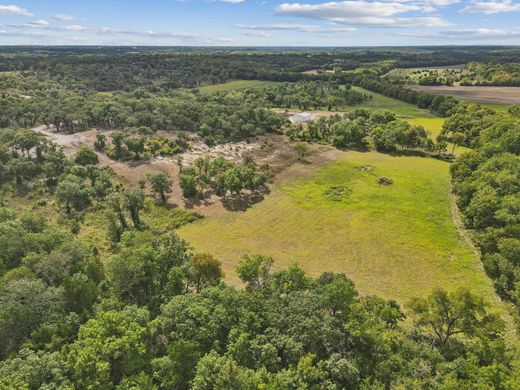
[31,125,320,214]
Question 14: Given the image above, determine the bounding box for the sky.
[0,0,520,46]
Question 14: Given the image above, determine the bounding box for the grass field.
[406,117,445,138]
[348,86,435,118]
[178,151,501,309]
[199,80,280,93]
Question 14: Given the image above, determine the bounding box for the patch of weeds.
[261,141,275,152]
[378,177,393,185]
[324,185,351,201]
[354,165,373,172]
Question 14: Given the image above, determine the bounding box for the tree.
[152,339,201,390]
[7,159,39,186]
[236,254,273,290]
[188,254,224,292]
[0,349,71,390]
[294,142,309,161]
[0,278,64,357]
[223,167,243,195]
[74,147,99,166]
[407,288,503,350]
[179,169,198,198]
[449,132,466,155]
[148,172,173,204]
[318,274,357,317]
[13,130,40,159]
[67,304,150,389]
[124,189,145,229]
[111,131,125,159]
[55,174,92,214]
[125,136,146,160]
[94,132,106,151]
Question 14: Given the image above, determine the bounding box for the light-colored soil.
[32,125,325,215]
[407,85,520,104]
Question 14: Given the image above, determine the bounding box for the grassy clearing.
[199,80,280,93]
[407,117,445,138]
[178,151,501,310]
[347,86,435,118]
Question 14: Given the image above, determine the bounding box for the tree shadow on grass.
[183,197,215,210]
[221,189,270,212]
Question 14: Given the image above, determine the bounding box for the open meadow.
[198,79,280,93]
[178,150,502,309]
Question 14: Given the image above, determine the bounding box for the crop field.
[178,151,501,309]
[198,79,280,93]
[407,85,520,105]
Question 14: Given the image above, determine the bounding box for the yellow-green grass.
[199,80,280,93]
[178,151,501,310]
[348,86,435,118]
[407,117,445,138]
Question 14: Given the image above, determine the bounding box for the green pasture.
[198,79,280,93]
[178,151,501,310]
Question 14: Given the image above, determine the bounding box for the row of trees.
[353,75,460,116]
[179,156,268,199]
[450,104,520,322]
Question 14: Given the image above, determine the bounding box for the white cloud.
[274,1,451,26]
[236,23,357,32]
[440,28,520,37]
[0,4,33,16]
[241,31,272,36]
[402,28,520,40]
[219,0,245,3]
[30,19,50,27]
[461,0,520,14]
[10,20,88,32]
[52,14,75,21]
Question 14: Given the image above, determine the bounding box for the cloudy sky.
[0,0,520,45]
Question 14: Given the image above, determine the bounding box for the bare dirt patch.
[33,126,98,156]
[407,85,520,104]
[32,125,329,215]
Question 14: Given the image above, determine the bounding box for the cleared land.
[199,79,280,93]
[407,117,444,138]
[407,85,520,105]
[178,151,501,309]
[348,86,435,118]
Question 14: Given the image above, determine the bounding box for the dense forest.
[1,47,520,389]
[446,105,520,312]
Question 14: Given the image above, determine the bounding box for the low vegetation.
[178,152,501,309]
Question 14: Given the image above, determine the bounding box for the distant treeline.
[2,46,520,91]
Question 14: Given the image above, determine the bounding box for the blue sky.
[1,0,520,45]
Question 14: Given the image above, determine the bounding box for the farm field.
[178,151,501,309]
[407,85,520,105]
